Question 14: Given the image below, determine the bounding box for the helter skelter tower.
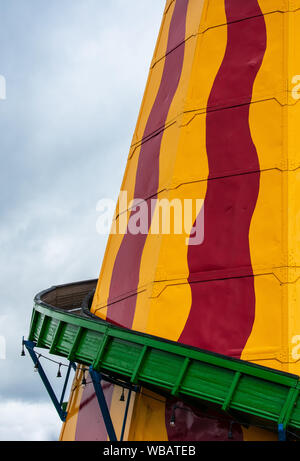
[25,0,300,441]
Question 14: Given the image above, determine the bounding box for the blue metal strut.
[23,339,75,422]
[89,366,117,441]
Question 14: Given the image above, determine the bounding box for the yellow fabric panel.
[149,184,204,281]
[202,0,293,31]
[143,283,192,342]
[287,102,300,171]
[185,18,227,112]
[287,274,300,375]
[242,274,287,367]
[242,426,278,441]
[290,0,300,10]
[249,99,284,171]
[127,390,168,441]
[60,369,84,441]
[242,272,300,376]
[251,11,285,104]
[246,169,284,271]
[286,9,300,169]
[243,4,300,385]
[185,0,205,40]
[109,386,136,441]
[288,169,300,266]
[185,11,286,111]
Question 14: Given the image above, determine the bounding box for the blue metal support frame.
[120,389,132,442]
[60,361,73,407]
[278,423,287,441]
[23,339,75,422]
[23,337,138,439]
[89,366,117,442]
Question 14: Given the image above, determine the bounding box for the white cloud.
[0,400,61,441]
[42,235,73,268]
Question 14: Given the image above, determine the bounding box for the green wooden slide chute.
[26,280,300,438]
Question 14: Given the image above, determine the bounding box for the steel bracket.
[23,338,76,422]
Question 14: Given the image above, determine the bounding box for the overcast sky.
[0,0,165,441]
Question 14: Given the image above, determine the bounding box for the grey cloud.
[0,0,165,440]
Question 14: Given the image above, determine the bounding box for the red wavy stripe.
[166,0,266,441]
[179,0,266,356]
[106,0,189,328]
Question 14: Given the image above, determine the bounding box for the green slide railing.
[25,279,300,440]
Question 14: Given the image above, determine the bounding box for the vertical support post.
[89,366,117,442]
[60,361,73,407]
[120,389,132,442]
[24,340,67,421]
[278,423,287,441]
